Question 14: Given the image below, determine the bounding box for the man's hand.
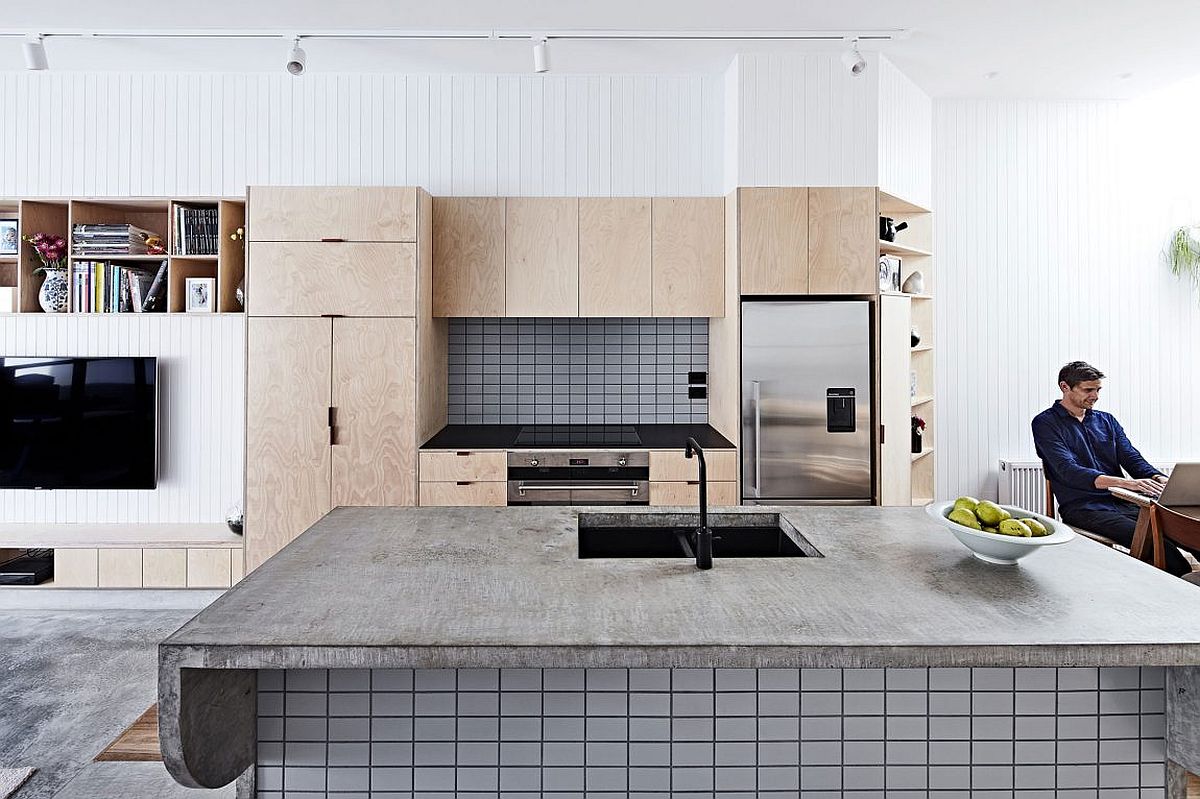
[1154,474,1169,485]
[1123,477,1164,497]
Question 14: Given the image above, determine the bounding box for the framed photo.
[185,277,215,313]
[878,255,902,293]
[0,219,18,255]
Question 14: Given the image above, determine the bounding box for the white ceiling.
[2,0,1199,99]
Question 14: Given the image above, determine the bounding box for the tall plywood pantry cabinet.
[244,187,444,572]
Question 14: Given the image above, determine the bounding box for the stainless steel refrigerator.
[741,300,873,504]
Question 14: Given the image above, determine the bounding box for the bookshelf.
[3,196,246,315]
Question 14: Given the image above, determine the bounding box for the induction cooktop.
[513,425,642,448]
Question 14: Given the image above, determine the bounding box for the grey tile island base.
[157,506,1200,798]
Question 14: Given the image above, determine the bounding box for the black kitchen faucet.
[685,437,713,570]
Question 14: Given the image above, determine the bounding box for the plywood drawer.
[649,449,738,482]
[186,548,233,588]
[142,548,188,588]
[419,450,507,482]
[249,186,417,242]
[54,548,98,587]
[98,548,144,588]
[247,242,416,317]
[419,481,507,507]
[650,481,738,507]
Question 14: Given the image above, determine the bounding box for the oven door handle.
[517,484,642,496]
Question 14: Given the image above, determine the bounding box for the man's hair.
[1058,361,1105,388]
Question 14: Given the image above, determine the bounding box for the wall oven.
[506,451,650,506]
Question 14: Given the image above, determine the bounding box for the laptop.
[1158,462,1200,517]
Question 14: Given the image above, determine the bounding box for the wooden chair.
[1131,502,1200,576]
[1044,477,1123,549]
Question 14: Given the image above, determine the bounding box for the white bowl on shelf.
[924,501,1075,565]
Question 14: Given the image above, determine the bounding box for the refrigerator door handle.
[751,380,762,498]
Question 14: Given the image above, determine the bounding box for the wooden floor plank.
[94,704,161,762]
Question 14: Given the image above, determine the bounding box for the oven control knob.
[617,457,627,467]
[529,458,539,467]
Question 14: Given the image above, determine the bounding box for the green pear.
[1022,517,1049,537]
[948,507,982,530]
[999,519,1033,537]
[953,496,980,513]
[975,501,1012,527]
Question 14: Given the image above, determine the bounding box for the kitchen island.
[159,505,1200,798]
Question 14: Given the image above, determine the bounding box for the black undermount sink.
[577,512,822,559]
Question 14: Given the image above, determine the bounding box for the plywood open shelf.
[879,240,932,257]
[877,188,935,507]
[3,196,245,314]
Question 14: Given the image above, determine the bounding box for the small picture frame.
[878,255,902,293]
[0,219,18,255]
[185,277,215,313]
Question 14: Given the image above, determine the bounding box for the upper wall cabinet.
[505,198,580,317]
[738,187,809,295]
[247,242,416,317]
[579,198,652,317]
[248,187,417,242]
[651,197,724,317]
[432,197,505,317]
[808,187,877,295]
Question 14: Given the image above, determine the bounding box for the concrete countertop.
[161,505,1200,670]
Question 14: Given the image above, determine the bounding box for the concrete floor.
[0,590,233,799]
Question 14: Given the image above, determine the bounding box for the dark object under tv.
[0,356,158,489]
[0,550,53,585]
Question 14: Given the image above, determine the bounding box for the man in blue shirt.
[1032,361,1194,576]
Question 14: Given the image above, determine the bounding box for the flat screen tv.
[0,356,158,489]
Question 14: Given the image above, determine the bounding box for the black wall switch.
[687,371,707,385]
[688,386,707,399]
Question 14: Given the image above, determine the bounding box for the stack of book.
[72,224,159,256]
[174,206,219,255]
[71,260,168,313]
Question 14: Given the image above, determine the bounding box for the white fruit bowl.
[925,501,1075,565]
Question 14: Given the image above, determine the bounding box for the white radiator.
[998,460,1050,516]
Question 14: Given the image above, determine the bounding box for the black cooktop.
[420,424,735,451]
[513,425,641,448]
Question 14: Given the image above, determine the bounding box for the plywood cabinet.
[505,198,579,317]
[579,198,652,317]
[878,294,913,506]
[648,449,738,482]
[650,481,738,507]
[246,242,416,317]
[433,197,506,317]
[419,481,507,507]
[738,188,809,295]
[247,316,422,570]
[333,318,418,507]
[245,317,333,572]
[652,197,725,316]
[248,186,417,242]
[808,187,877,295]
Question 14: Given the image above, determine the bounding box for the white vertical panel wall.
[0,72,725,197]
[877,56,932,209]
[731,53,879,187]
[0,316,245,523]
[933,99,1200,501]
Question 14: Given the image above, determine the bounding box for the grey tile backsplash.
[447,317,708,425]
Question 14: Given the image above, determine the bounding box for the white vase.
[37,268,68,313]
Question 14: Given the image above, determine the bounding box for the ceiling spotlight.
[23,34,48,71]
[286,37,306,76]
[841,38,866,77]
[532,36,550,74]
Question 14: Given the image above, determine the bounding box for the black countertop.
[420,424,735,450]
